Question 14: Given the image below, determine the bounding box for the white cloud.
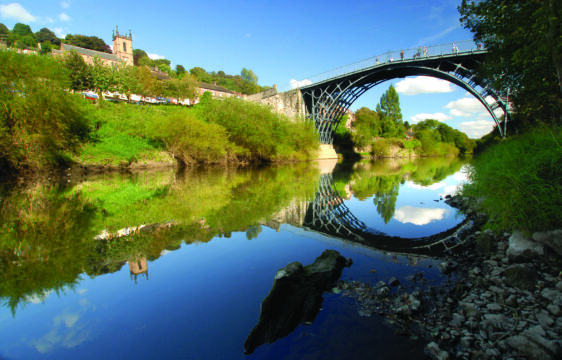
[458,119,496,139]
[394,206,449,225]
[445,96,485,117]
[395,76,454,95]
[290,78,312,89]
[410,112,452,124]
[59,12,70,21]
[61,1,70,9]
[54,27,66,38]
[0,3,36,22]
[147,52,166,60]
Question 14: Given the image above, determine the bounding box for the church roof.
[61,43,122,62]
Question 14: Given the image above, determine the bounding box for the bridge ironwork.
[288,40,510,144]
[302,174,472,256]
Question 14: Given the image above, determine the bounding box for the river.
[0,157,470,360]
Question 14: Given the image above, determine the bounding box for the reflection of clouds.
[394,206,449,225]
[31,290,93,354]
[24,290,53,304]
[32,312,91,354]
[408,181,446,190]
[441,185,460,197]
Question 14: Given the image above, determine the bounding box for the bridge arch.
[298,43,510,144]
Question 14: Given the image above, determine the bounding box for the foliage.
[63,50,91,91]
[0,52,92,172]
[413,119,474,156]
[133,49,148,66]
[376,84,404,137]
[352,107,382,148]
[163,73,198,102]
[462,128,562,233]
[35,27,60,46]
[459,0,562,127]
[198,97,319,161]
[189,66,269,95]
[65,34,111,53]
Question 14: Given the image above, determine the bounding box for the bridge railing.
[282,40,484,92]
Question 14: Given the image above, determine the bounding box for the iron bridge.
[293,40,510,144]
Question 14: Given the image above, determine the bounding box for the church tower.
[112,26,133,66]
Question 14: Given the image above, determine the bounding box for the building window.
[123,42,127,52]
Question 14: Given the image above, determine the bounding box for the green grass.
[462,128,562,233]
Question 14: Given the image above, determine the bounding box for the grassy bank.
[462,128,562,233]
[0,52,319,175]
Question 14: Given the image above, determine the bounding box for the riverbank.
[341,194,562,359]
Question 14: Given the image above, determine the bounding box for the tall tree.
[65,34,111,53]
[241,68,258,84]
[376,84,403,137]
[36,27,60,46]
[63,50,91,91]
[164,73,198,103]
[133,49,148,65]
[12,23,32,37]
[459,0,562,125]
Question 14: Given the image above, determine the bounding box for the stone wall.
[245,86,307,121]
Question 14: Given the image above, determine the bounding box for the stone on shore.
[506,231,545,262]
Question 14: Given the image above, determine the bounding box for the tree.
[36,27,60,46]
[352,107,381,148]
[89,57,116,100]
[133,49,148,66]
[164,73,198,103]
[175,64,186,76]
[459,0,562,126]
[12,23,33,37]
[0,23,9,38]
[65,34,111,53]
[63,50,91,91]
[375,84,403,137]
[115,65,141,101]
[241,68,258,84]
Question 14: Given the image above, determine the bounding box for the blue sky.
[0,0,498,138]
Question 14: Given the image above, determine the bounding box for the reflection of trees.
[0,165,319,313]
[0,185,98,315]
[335,157,467,223]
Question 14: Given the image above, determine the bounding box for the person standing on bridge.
[424,46,428,57]
[400,50,404,60]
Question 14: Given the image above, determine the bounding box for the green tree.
[241,68,258,84]
[89,57,116,99]
[65,34,111,53]
[36,27,60,46]
[459,0,562,126]
[133,49,148,65]
[376,84,403,137]
[12,23,33,37]
[164,73,198,103]
[63,50,91,91]
[115,65,141,101]
[352,107,382,148]
[175,64,186,76]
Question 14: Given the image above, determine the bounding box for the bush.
[0,52,92,172]
[462,128,562,233]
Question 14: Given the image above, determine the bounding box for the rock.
[532,230,562,256]
[388,276,400,286]
[424,342,449,360]
[243,250,352,354]
[438,261,454,275]
[536,313,555,328]
[480,314,507,331]
[506,231,545,262]
[541,288,562,305]
[449,313,466,328]
[547,304,561,316]
[486,303,502,312]
[506,325,562,360]
[503,264,539,291]
[458,336,473,352]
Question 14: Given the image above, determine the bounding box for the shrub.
[462,128,562,233]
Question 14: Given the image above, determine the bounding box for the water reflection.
[0,157,469,359]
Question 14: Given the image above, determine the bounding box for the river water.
[0,157,470,360]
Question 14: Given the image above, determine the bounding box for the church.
[57,26,133,67]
